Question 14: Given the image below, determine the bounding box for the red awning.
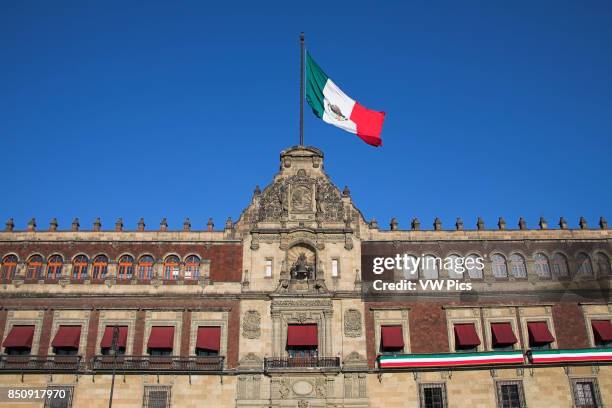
[196,326,221,351]
[100,326,128,348]
[527,322,555,344]
[51,326,81,348]
[287,324,318,347]
[2,325,35,348]
[454,324,481,347]
[491,322,518,346]
[592,320,612,342]
[381,325,404,349]
[147,326,174,349]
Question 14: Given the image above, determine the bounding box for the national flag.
[305,52,386,147]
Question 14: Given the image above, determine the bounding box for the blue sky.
[1,1,610,231]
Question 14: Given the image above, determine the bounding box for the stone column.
[271,311,281,357]
[323,310,333,357]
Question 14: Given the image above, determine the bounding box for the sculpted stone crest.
[344,309,362,337]
[257,172,344,222]
[242,310,261,339]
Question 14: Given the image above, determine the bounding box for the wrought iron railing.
[91,355,224,372]
[264,357,340,370]
[0,355,81,371]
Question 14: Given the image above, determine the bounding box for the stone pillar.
[323,310,333,357]
[271,311,281,357]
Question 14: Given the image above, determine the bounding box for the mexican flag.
[306,52,386,147]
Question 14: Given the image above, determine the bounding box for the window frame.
[163,255,181,281]
[491,253,509,279]
[570,377,603,408]
[495,380,526,408]
[117,255,135,280]
[91,255,108,280]
[509,253,527,279]
[143,385,172,408]
[44,385,75,408]
[533,252,551,280]
[138,255,155,280]
[418,382,447,408]
[264,258,273,278]
[1,254,18,280]
[26,255,44,280]
[46,255,64,280]
[71,255,89,280]
[184,255,200,280]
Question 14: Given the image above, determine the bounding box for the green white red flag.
[305,52,386,147]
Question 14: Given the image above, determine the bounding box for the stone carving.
[242,310,261,339]
[238,353,262,369]
[292,185,313,212]
[315,378,327,398]
[298,401,309,408]
[343,351,367,369]
[344,309,362,337]
[279,378,290,399]
[257,173,344,222]
[272,299,333,308]
[292,380,313,396]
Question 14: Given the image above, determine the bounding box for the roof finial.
[390,218,398,231]
[160,218,168,232]
[93,217,102,232]
[455,217,463,231]
[411,218,420,231]
[183,218,191,232]
[599,216,608,230]
[207,218,214,232]
[137,218,145,232]
[5,218,14,232]
[579,216,588,230]
[27,218,36,232]
[476,217,485,231]
[538,217,548,230]
[559,217,568,230]
[518,217,527,230]
[433,217,442,231]
[115,218,123,232]
[71,218,80,231]
[497,217,506,230]
[49,218,58,232]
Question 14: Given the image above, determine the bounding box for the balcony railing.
[264,357,340,370]
[0,355,81,371]
[91,355,224,372]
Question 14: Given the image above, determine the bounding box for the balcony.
[91,355,224,373]
[264,357,340,372]
[0,355,82,372]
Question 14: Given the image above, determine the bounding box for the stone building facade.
[0,145,610,407]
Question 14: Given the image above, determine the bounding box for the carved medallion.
[242,310,261,339]
[344,309,362,337]
[291,185,313,212]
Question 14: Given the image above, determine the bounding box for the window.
[117,255,134,280]
[92,255,108,279]
[509,254,527,279]
[419,383,447,408]
[26,255,44,279]
[591,320,612,348]
[495,380,526,408]
[44,386,74,408]
[46,255,63,279]
[534,253,551,279]
[490,322,518,351]
[184,255,200,280]
[466,254,483,279]
[454,323,480,352]
[286,324,318,358]
[264,258,273,278]
[446,255,463,279]
[403,254,419,280]
[422,255,439,279]
[71,255,89,280]
[195,326,221,356]
[147,326,174,356]
[163,255,180,280]
[577,253,593,277]
[1,254,18,280]
[138,255,155,280]
[143,386,171,408]
[331,258,339,278]
[571,378,602,408]
[552,253,569,278]
[491,254,508,279]
[2,325,34,355]
[100,326,128,355]
[51,326,81,355]
[527,321,554,350]
[380,325,404,354]
[595,253,611,276]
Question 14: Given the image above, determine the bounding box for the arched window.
[422,255,439,279]
[491,254,508,278]
[403,255,419,280]
[185,255,200,280]
[509,254,527,278]
[552,253,569,278]
[72,255,89,279]
[446,255,463,279]
[1,255,18,280]
[577,253,593,276]
[466,254,483,279]
[92,255,108,280]
[534,253,551,279]
[164,255,180,280]
[46,255,63,279]
[138,255,155,280]
[26,255,44,279]
[117,255,134,280]
[595,253,611,276]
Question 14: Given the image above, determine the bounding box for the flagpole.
[300,32,305,146]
